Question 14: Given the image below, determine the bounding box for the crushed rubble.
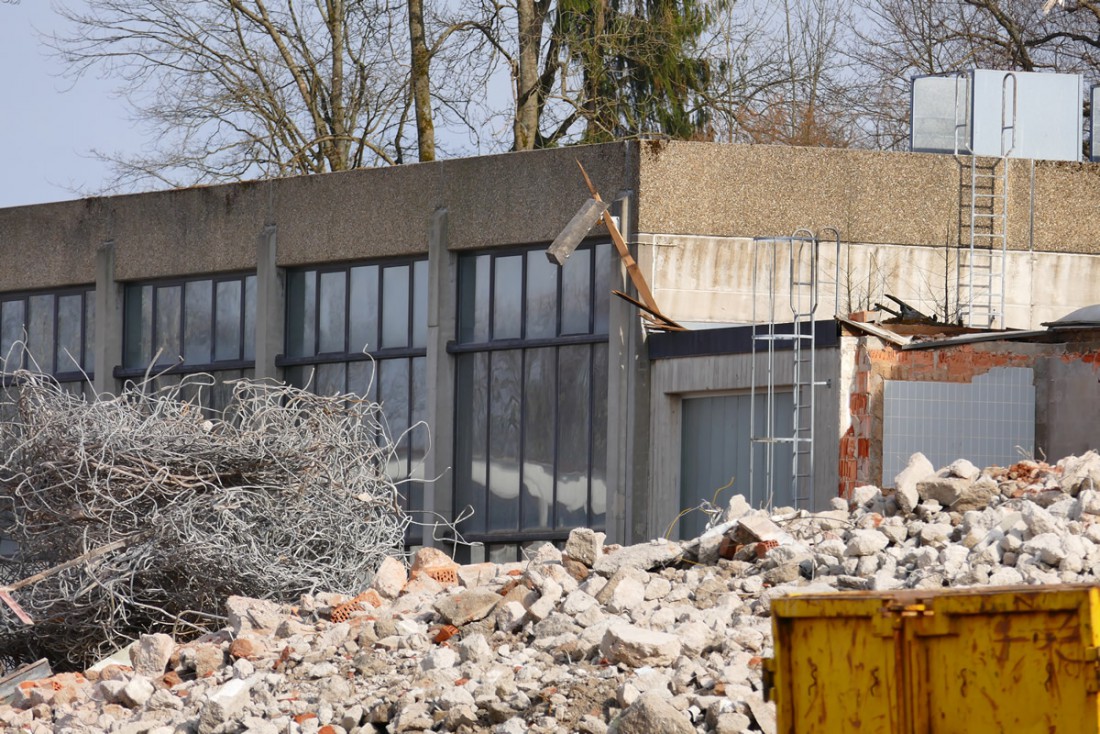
[5,450,1100,734]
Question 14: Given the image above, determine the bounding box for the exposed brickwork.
[837,333,1100,492]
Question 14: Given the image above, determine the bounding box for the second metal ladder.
[958,72,1016,329]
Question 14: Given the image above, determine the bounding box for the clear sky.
[0,2,134,209]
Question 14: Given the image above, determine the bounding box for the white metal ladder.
[749,230,839,510]
[959,72,1016,329]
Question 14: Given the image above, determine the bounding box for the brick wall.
[838,332,1100,494]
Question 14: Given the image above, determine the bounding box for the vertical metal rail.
[788,229,817,509]
[749,238,779,507]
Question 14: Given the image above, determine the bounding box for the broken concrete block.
[118,676,154,708]
[225,596,283,635]
[129,633,174,678]
[917,477,972,508]
[371,556,407,598]
[198,677,253,734]
[593,539,682,576]
[565,528,606,568]
[600,622,682,667]
[420,646,458,671]
[732,515,784,545]
[433,588,502,626]
[849,485,880,508]
[725,494,752,522]
[1060,451,1100,496]
[844,529,888,557]
[941,458,981,481]
[494,601,527,633]
[893,452,934,514]
[953,477,999,512]
[609,692,694,734]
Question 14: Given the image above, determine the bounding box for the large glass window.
[0,287,95,385]
[120,275,256,412]
[281,258,429,542]
[453,243,611,562]
[123,275,256,370]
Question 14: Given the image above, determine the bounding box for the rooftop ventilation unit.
[911,69,1081,161]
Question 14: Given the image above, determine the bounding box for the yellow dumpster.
[763,585,1100,733]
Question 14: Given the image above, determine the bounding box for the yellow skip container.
[764,585,1100,733]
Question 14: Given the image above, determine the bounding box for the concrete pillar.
[605,192,652,545]
[424,207,456,547]
[253,225,282,380]
[93,241,122,397]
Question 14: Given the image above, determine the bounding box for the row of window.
[4,243,612,559]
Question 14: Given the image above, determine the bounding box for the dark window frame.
[0,285,96,382]
[117,273,256,379]
[450,241,611,551]
[279,256,429,545]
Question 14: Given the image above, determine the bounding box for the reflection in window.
[282,258,429,544]
[123,275,256,369]
[453,243,611,556]
[0,288,95,379]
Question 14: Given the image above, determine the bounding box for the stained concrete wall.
[639,234,1100,330]
[0,144,634,287]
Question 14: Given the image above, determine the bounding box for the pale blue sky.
[0,2,133,209]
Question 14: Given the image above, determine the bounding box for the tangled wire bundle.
[0,371,412,670]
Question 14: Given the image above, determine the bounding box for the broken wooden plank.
[0,658,50,705]
[3,538,129,593]
[0,590,32,626]
[576,160,683,331]
[611,290,686,331]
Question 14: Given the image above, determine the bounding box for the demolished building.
[2,139,1100,559]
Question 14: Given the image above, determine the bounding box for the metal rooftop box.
[911,69,1082,161]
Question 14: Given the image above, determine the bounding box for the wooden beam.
[576,160,682,331]
[3,538,129,594]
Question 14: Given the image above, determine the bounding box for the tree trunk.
[514,0,544,150]
[408,0,436,162]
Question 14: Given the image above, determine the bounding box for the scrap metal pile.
[0,371,411,670]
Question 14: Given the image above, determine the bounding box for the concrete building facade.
[2,141,1100,556]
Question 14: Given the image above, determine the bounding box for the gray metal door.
[679,391,793,539]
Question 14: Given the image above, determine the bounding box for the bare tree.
[50,0,414,190]
[717,0,856,146]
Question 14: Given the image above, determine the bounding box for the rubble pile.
[4,450,1100,734]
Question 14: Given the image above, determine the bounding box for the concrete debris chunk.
[1060,451,1100,496]
[129,634,175,678]
[433,587,502,626]
[732,516,784,545]
[600,622,682,667]
[893,452,934,513]
[593,539,682,576]
[370,556,408,598]
[609,692,695,734]
[566,528,607,567]
[916,477,972,507]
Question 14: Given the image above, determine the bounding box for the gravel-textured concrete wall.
[637,141,1100,255]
